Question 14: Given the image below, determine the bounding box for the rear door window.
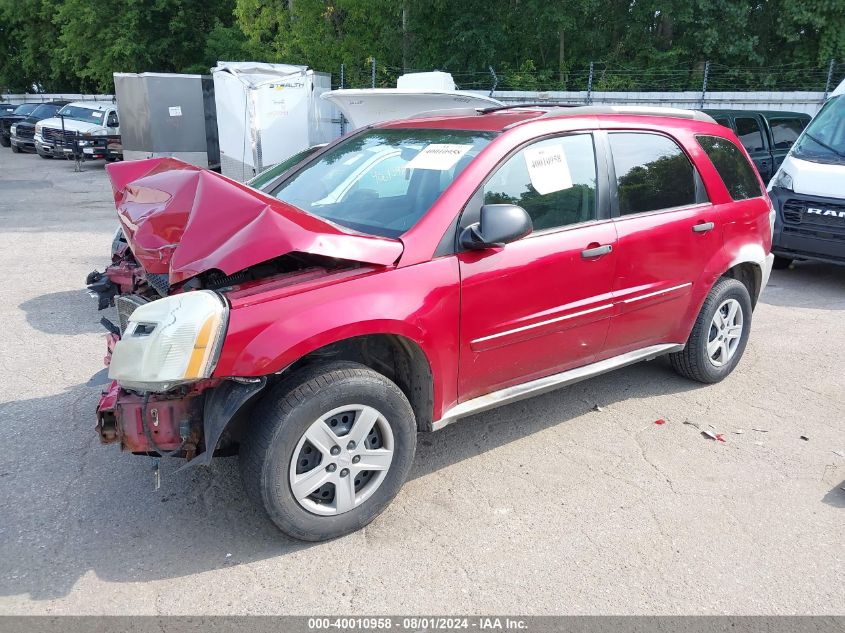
[769,118,806,150]
[608,133,701,215]
[696,135,762,200]
[735,117,766,153]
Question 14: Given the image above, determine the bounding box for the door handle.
[692,221,715,233]
[581,244,613,258]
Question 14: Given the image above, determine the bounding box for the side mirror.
[460,204,532,250]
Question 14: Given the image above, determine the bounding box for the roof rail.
[534,105,717,124]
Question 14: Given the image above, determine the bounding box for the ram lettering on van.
[806,207,845,218]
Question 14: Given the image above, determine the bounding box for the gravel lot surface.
[0,150,842,615]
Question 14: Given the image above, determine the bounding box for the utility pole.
[488,66,498,98]
[700,60,710,109]
[402,2,409,73]
[823,59,836,101]
[558,29,565,84]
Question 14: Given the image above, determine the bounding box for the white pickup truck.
[34,101,121,160]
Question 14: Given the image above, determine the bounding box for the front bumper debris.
[96,374,267,462]
[96,380,204,457]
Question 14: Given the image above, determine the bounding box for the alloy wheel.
[707,298,743,367]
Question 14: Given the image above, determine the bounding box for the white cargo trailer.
[212,61,336,182]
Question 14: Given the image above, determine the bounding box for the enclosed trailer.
[212,61,336,182]
[113,72,220,169]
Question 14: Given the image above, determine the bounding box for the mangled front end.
[92,157,403,463]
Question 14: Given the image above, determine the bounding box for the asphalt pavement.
[0,149,842,615]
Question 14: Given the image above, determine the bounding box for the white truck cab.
[768,80,845,268]
[34,101,120,160]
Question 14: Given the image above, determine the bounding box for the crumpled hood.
[104,157,404,285]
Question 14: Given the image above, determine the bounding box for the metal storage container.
[113,72,220,169]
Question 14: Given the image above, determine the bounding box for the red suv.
[94,105,775,541]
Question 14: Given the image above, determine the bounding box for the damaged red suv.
[92,105,774,541]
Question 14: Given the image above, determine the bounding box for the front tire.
[10,143,21,154]
[240,362,417,541]
[670,277,752,383]
[0,135,10,148]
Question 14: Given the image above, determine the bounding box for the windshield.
[30,104,60,119]
[57,105,108,124]
[792,96,845,164]
[12,104,37,116]
[249,146,323,190]
[270,128,496,237]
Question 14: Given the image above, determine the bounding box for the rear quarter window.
[696,135,762,200]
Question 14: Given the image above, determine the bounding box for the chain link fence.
[333,60,845,98]
[0,93,115,105]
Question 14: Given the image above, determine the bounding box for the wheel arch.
[281,333,436,432]
[214,328,438,464]
[675,242,766,342]
[722,260,763,308]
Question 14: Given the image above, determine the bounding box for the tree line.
[1,0,843,94]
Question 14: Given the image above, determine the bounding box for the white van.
[768,81,845,268]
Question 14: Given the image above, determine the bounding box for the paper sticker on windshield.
[523,144,572,195]
[405,144,472,170]
[91,112,103,118]
[168,106,182,117]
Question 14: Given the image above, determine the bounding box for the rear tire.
[772,256,792,270]
[240,361,417,541]
[670,277,752,384]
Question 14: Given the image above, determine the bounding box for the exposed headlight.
[109,290,229,392]
[771,170,794,191]
[10,124,16,135]
[34,123,42,134]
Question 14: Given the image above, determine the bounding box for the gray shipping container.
[113,72,220,169]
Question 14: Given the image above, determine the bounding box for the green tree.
[236,0,403,86]
[0,0,74,92]
[52,0,240,92]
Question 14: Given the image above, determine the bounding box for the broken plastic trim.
[180,377,268,470]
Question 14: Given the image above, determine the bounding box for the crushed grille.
[115,295,149,335]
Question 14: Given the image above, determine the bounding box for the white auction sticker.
[523,144,572,195]
[91,111,102,118]
[168,106,182,117]
[405,144,472,171]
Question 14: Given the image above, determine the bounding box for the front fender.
[213,258,461,420]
